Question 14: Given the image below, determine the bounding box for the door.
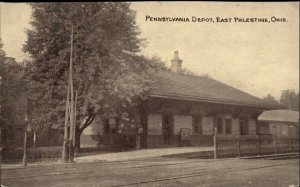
[162,115,172,145]
[240,119,249,135]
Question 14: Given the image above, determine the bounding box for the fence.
[214,134,299,158]
[1,147,62,163]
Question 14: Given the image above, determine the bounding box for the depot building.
[81,51,277,149]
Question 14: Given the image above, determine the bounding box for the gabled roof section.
[149,70,278,109]
[258,110,299,123]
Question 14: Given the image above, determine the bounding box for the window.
[271,125,277,135]
[240,119,249,135]
[214,117,223,134]
[225,119,232,134]
[193,116,202,134]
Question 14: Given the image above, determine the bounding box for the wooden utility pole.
[23,113,29,166]
[23,122,27,166]
[62,79,70,163]
[62,23,76,163]
[73,90,78,155]
[69,23,75,163]
[213,127,217,159]
[0,75,2,185]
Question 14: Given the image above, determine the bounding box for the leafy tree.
[0,38,6,59]
[279,90,299,111]
[262,94,279,106]
[0,38,25,148]
[23,3,165,151]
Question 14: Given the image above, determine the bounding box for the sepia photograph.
[0,2,299,187]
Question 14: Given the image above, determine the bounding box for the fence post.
[256,136,260,156]
[274,135,277,155]
[23,122,28,167]
[213,127,217,159]
[237,135,240,158]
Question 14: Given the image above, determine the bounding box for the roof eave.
[258,119,299,124]
[149,93,277,109]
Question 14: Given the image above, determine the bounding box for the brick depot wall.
[202,117,214,135]
[146,115,215,147]
[173,115,192,135]
[147,135,165,148]
[190,135,213,146]
[258,122,270,135]
[289,124,299,136]
[147,114,163,135]
[146,135,179,148]
[146,114,164,148]
[256,121,299,136]
[248,119,257,135]
[232,118,240,135]
[147,134,213,147]
[270,122,291,136]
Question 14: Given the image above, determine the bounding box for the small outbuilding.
[258,110,299,136]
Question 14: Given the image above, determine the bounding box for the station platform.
[75,146,213,163]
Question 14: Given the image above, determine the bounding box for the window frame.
[214,117,223,134]
[225,118,232,134]
[192,116,202,134]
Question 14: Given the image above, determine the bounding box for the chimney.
[170,51,183,73]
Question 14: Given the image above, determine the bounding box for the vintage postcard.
[0,2,299,187]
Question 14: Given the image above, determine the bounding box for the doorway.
[240,119,249,135]
[162,115,173,145]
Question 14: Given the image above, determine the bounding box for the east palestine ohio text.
[145,16,284,23]
[214,17,270,23]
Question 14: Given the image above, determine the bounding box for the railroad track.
[7,161,292,187]
[2,153,298,184]
[1,158,217,180]
[1,158,297,187]
[112,162,295,187]
[241,152,299,160]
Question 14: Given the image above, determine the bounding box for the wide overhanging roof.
[149,70,279,109]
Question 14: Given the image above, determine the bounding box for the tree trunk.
[74,114,96,154]
[74,126,81,154]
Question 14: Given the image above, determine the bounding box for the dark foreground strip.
[2,161,295,186]
[112,163,295,187]
[241,153,299,159]
[1,159,216,180]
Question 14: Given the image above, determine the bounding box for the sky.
[0,2,299,100]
